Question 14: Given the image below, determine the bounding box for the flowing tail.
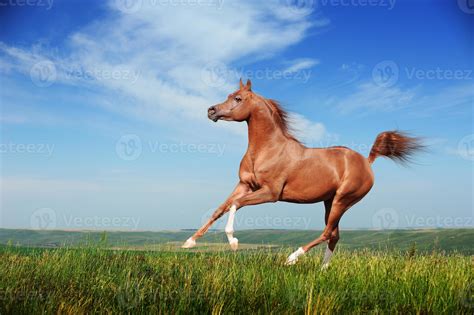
[368,131,424,164]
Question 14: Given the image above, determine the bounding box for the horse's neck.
[246,108,289,155]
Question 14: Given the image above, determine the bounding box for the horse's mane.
[263,98,301,143]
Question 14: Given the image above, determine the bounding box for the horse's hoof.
[181,237,196,249]
[229,237,238,251]
[285,247,305,265]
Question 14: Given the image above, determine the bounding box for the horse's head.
[208,79,254,122]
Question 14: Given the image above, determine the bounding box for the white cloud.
[331,81,473,116]
[283,58,319,73]
[413,83,474,115]
[332,82,417,114]
[0,0,329,140]
[289,113,333,145]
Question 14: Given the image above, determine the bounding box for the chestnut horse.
[182,79,422,267]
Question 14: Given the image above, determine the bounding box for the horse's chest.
[239,157,278,191]
[240,170,260,191]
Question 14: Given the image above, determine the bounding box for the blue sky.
[0,0,472,231]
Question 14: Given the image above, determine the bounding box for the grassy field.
[1,228,473,254]
[0,229,472,314]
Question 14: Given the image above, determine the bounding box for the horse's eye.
[235,96,242,102]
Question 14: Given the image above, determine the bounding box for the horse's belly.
[280,179,337,203]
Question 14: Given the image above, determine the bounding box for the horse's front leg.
[182,182,250,249]
[221,186,279,250]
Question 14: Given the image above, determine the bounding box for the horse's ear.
[239,78,244,90]
[246,79,252,91]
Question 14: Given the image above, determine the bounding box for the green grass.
[0,245,472,314]
[0,229,472,313]
[1,228,473,254]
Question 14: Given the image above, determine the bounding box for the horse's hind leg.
[321,199,340,269]
[286,197,350,265]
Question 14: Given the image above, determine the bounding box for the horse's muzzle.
[208,106,219,122]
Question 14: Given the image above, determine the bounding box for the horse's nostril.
[208,106,216,113]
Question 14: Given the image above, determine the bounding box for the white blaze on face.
[225,205,238,250]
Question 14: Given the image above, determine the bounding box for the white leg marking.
[321,246,333,270]
[181,237,196,249]
[225,205,238,250]
[285,247,305,265]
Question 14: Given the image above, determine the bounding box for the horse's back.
[280,146,373,203]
